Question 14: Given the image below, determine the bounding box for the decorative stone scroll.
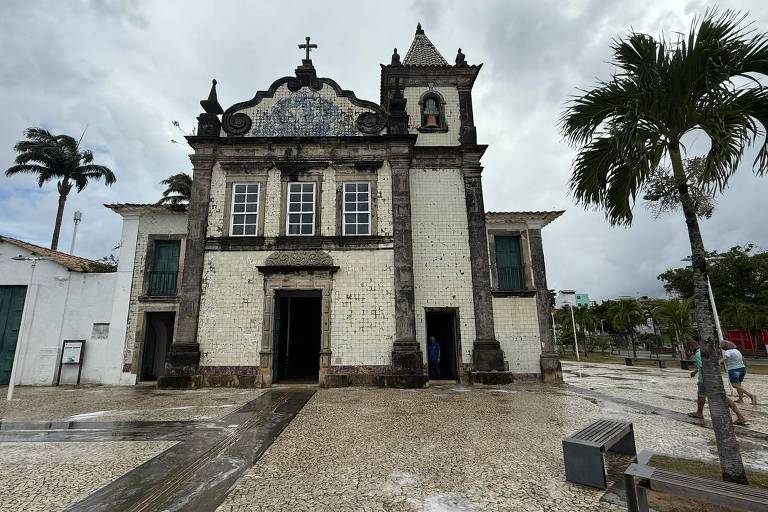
[259,250,337,272]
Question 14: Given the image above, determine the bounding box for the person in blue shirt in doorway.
[427,336,441,380]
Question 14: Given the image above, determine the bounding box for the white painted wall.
[0,241,118,386]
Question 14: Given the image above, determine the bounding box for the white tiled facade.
[494,296,543,374]
[410,168,476,364]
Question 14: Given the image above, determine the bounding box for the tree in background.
[157,173,192,206]
[561,10,768,483]
[654,299,695,358]
[609,299,644,358]
[659,245,768,353]
[573,305,598,355]
[5,127,116,250]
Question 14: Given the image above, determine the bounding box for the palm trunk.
[675,330,685,360]
[51,193,67,251]
[670,144,748,484]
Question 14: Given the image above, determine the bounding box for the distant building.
[555,290,590,308]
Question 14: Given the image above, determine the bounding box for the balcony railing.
[147,270,178,296]
[497,266,525,291]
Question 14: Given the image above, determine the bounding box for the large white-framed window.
[230,183,260,236]
[286,182,316,235]
[342,182,371,235]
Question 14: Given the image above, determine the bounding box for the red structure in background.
[726,329,768,356]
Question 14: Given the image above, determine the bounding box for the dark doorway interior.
[141,311,175,381]
[274,291,321,383]
[425,310,459,381]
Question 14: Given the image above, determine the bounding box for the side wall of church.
[124,212,189,367]
[493,296,542,376]
[410,168,476,364]
[404,86,461,146]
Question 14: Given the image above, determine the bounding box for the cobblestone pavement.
[2,364,767,512]
[0,385,265,423]
[0,441,175,512]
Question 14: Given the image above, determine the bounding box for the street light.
[567,302,580,361]
[681,255,725,343]
[7,255,48,401]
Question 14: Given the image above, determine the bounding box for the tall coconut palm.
[655,299,694,358]
[561,10,768,483]
[5,127,116,250]
[573,305,598,355]
[609,299,644,359]
[157,173,192,206]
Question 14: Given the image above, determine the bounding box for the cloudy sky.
[1,0,766,300]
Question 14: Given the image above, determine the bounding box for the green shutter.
[148,240,180,295]
[494,236,524,290]
[0,286,27,385]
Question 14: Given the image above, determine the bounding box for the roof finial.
[200,78,223,115]
[416,22,424,35]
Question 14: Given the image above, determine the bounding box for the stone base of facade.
[157,343,201,389]
[540,352,563,383]
[199,366,261,388]
[472,339,506,371]
[156,375,202,388]
[470,371,541,385]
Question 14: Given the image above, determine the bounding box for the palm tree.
[5,127,116,251]
[561,10,767,484]
[157,173,192,205]
[655,299,694,358]
[609,299,644,359]
[573,305,598,355]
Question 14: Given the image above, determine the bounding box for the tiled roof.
[403,24,449,66]
[104,203,188,214]
[486,210,565,227]
[0,236,115,273]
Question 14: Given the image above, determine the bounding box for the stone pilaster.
[529,228,562,383]
[385,149,426,388]
[157,149,215,388]
[462,163,505,372]
[458,87,477,145]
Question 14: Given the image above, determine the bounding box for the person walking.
[427,336,441,380]
[720,341,757,405]
[688,346,748,426]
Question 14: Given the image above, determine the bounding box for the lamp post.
[7,255,47,401]
[568,302,580,361]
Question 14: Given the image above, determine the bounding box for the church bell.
[423,97,440,128]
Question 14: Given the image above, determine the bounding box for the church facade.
[117,26,562,388]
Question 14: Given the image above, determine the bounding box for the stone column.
[157,149,215,388]
[529,228,562,383]
[386,150,425,387]
[463,166,506,372]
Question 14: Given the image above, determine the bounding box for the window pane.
[245,214,257,224]
[233,204,245,213]
[245,203,257,212]
[246,184,259,193]
[345,201,356,212]
[233,214,245,224]
[289,213,301,223]
[246,193,258,203]
[289,202,301,212]
[357,213,369,224]
[346,224,357,235]
[301,225,313,234]
[301,214,312,223]
[357,193,368,202]
[234,193,245,203]
[288,224,299,235]
[357,183,369,192]
[234,184,246,193]
[244,225,256,235]
[301,193,312,203]
[302,183,313,192]
[232,225,244,235]
[345,214,355,224]
[299,202,311,212]
[289,193,301,202]
[358,224,369,235]
[344,183,356,194]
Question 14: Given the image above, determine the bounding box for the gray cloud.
[1,0,766,300]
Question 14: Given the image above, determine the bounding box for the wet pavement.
[1,363,766,511]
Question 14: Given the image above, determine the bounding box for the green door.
[148,240,180,296]
[0,286,27,385]
[495,236,524,290]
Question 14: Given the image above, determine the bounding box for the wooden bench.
[562,419,636,489]
[625,459,768,512]
[624,357,667,368]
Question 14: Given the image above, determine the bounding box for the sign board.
[56,340,85,385]
[61,341,83,364]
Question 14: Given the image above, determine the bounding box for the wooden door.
[0,286,27,385]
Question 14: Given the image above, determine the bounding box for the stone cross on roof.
[299,36,317,60]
